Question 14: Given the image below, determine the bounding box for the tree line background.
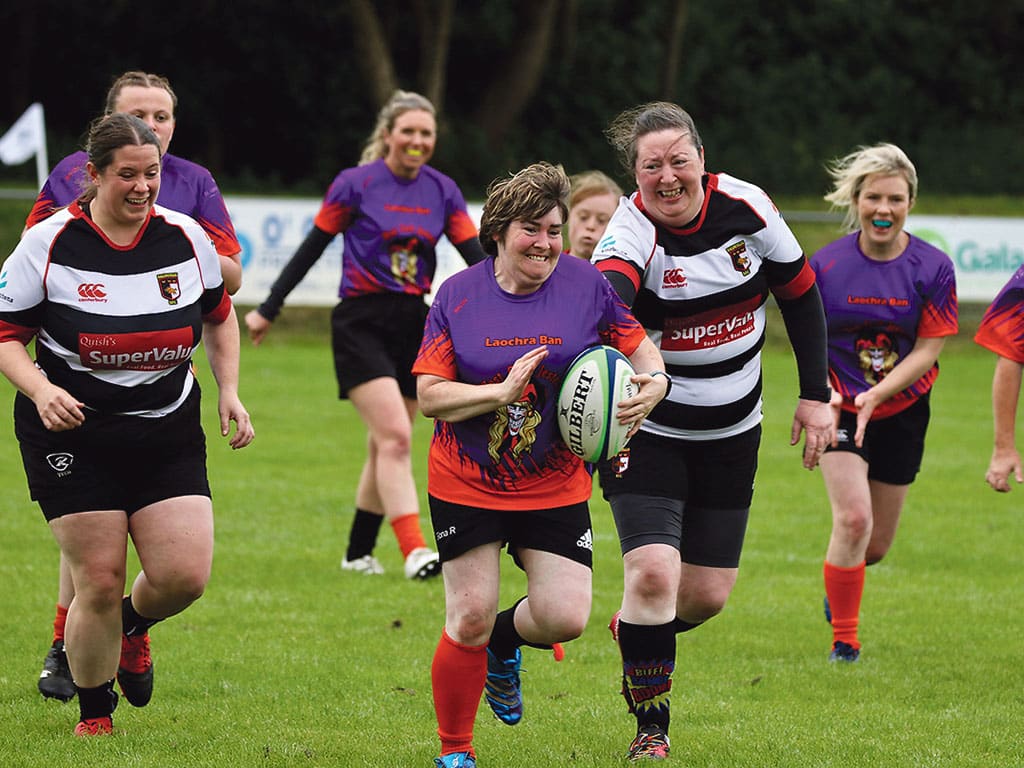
[2,0,1022,201]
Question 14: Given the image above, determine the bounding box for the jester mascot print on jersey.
[312,158,478,298]
[812,231,958,420]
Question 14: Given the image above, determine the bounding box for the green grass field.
[0,313,1021,768]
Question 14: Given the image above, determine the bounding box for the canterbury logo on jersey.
[79,327,195,371]
[662,311,756,351]
[662,268,688,288]
[77,283,107,301]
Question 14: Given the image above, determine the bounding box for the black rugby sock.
[346,508,385,560]
[122,595,160,637]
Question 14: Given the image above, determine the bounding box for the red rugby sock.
[432,630,486,757]
[390,513,428,558]
[824,560,865,649]
[54,604,69,643]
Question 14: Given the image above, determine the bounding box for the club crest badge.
[611,448,631,477]
[726,241,751,276]
[157,273,181,305]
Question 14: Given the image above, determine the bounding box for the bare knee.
[833,504,872,545]
[627,563,677,604]
[73,564,126,615]
[374,427,413,463]
[148,568,209,605]
[531,602,590,642]
[447,606,495,647]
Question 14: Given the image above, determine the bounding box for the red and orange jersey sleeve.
[975,282,1024,363]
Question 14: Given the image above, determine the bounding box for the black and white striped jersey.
[0,201,230,416]
[593,173,817,440]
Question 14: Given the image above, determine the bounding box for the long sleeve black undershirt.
[776,282,831,402]
[256,225,335,321]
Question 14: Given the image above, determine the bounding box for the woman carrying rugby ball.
[414,162,665,768]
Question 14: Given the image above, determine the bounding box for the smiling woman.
[592,101,832,761]
[243,90,489,583]
[412,161,666,768]
[0,111,253,737]
[85,142,161,244]
[812,142,958,665]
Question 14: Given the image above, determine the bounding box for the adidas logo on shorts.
[577,528,593,551]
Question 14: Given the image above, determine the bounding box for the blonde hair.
[823,142,918,232]
[478,162,570,256]
[569,170,623,209]
[359,90,436,165]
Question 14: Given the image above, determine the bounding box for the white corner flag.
[0,103,49,189]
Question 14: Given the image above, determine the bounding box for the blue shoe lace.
[829,640,860,662]
[484,647,523,725]
[434,751,476,767]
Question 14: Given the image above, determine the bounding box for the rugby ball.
[557,345,637,462]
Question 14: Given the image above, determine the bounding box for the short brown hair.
[478,162,570,256]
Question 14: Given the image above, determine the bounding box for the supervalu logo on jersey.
[78,328,194,371]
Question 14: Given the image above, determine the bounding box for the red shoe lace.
[120,633,152,674]
[629,729,670,759]
[75,717,113,736]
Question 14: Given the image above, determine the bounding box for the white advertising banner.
[226,197,1023,307]
[907,214,1024,302]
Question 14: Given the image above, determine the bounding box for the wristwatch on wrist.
[649,370,672,397]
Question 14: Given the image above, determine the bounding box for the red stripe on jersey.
[196,217,242,259]
[204,290,233,324]
[596,258,642,296]
[770,259,816,301]
[0,319,37,345]
[832,363,940,420]
[976,303,1024,363]
[25,196,58,230]
[427,423,594,510]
